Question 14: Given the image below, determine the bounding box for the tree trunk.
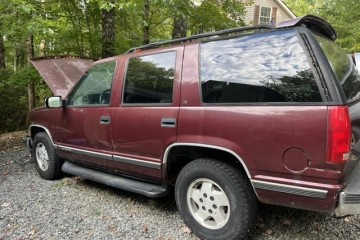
[101,2,116,58]
[28,34,35,110]
[172,16,187,39]
[143,0,150,44]
[28,81,35,110]
[28,35,35,60]
[0,35,5,69]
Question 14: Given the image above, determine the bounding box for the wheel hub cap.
[187,178,230,229]
[36,143,49,171]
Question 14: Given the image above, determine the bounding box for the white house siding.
[242,0,295,25]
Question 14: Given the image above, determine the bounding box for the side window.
[200,30,322,103]
[316,35,360,102]
[123,51,176,104]
[68,61,116,106]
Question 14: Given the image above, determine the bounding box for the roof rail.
[126,25,273,53]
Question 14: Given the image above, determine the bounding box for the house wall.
[243,0,295,25]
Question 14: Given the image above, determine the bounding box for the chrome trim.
[29,124,55,145]
[113,155,161,169]
[56,145,112,160]
[161,118,176,128]
[252,180,328,199]
[56,145,160,169]
[162,143,251,179]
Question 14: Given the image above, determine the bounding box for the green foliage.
[0,0,251,133]
[0,66,50,133]
[284,0,360,53]
[3,0,360,134]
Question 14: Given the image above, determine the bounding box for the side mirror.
[46,96,65,108]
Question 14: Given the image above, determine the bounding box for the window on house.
[259,7,271,24]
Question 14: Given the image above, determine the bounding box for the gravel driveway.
[1,147,360,240]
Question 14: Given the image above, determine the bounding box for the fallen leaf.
[1,202,10,207]
[72,176,82,184]
[108,224,117,234]
[2,171,9,176]
[282,219,292,226]
[143,224,149,233]
[183,226,192,234]
[266,229,273,235]
[28,229,36,236]
[258,223,266,229]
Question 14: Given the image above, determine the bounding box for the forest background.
[0,0,358,133]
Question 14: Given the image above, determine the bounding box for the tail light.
[326,106,351,164]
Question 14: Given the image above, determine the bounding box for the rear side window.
[200,30,322,103]
[123,51,176,104]
[316,36,360,102]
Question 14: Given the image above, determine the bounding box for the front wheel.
[175,159,257,240]
[32,132,63,180]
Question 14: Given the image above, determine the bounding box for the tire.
[175,159,257,240]
[32,132,63,180]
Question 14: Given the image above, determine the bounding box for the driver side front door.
[53,61,117,169]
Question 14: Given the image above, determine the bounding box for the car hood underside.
[30,57,93,97]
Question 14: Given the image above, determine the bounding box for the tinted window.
[354,53,360,72]
[316,36,360,102]
[123,52,176,104]
[201,30,322,103]
[68,61,116,106]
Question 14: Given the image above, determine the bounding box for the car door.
[53,60,117,169]
[110,47,183,181]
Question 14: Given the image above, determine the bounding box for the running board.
[61,162,169,198]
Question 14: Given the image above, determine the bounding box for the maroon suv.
[26,15,360,240]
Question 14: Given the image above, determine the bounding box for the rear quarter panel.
[178,106,329,180]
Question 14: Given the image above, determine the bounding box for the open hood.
[31,57,93,97]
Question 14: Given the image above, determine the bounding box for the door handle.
[161,118,176,128]
[100,116,111,125]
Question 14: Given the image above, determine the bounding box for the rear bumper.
[337,161,360,215]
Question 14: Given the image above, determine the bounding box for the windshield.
[315,36,360,102]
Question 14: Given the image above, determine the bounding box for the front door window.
[68,61,116,106]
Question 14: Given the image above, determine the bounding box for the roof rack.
[126,24,274,53]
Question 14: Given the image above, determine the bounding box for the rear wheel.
[32,132,63,180]
[175,158,257,240]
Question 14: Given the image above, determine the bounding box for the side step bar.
[61,162,169,198]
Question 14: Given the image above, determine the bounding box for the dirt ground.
[0,130,27,153]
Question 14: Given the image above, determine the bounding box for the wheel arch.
[163,143,252,186]
[29,124,54,145]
